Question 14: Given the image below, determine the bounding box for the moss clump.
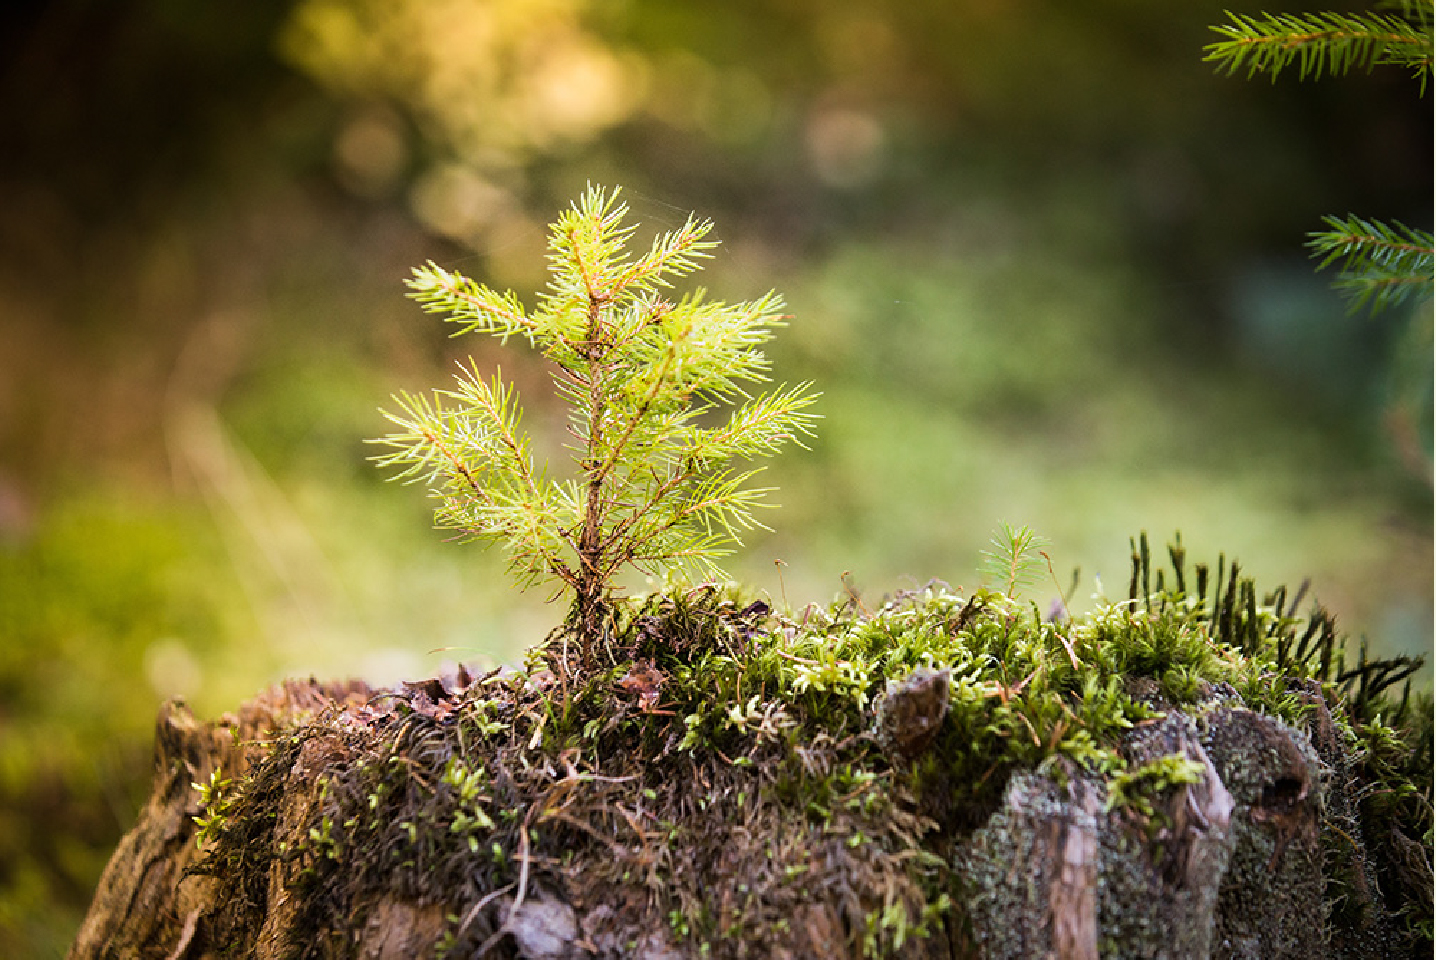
[186,539,1431,958]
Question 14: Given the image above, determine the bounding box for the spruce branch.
[1205,4,1433,90]
[408,265,544,346]
[1308,215,1435,314]
[1208,4,1433,324]
[372,185,819,670]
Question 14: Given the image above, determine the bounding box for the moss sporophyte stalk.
[372,185,818,677]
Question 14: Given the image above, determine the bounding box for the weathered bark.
[67,680,374,960]
[69,674,1404,960]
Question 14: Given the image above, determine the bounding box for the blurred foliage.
[281,0,645,167]
[0,0,1428,954]
[0,495,242,952]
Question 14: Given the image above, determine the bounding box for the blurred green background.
[0,0,1430,953]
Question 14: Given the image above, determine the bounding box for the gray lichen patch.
[954,710,1236,960]
[1199,707,1330,959]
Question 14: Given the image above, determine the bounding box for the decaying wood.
[67,681,373,960]
[69,674,1402,959]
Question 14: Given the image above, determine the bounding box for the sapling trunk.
[577,386,608,668]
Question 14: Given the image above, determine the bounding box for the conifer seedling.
[373,186,819,674]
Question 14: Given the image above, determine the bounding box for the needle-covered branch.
[1307,214,1435,315]
[408,265,547,346]
[1205,3,1433,89]
[372,185,819,671]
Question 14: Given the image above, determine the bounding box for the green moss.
[188,537,1431,958]
[1106,754,1206,819]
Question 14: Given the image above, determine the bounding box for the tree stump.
[66,586,1430,959]
[67,668,1413,959]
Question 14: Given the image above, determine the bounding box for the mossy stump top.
[70,574,1431,959]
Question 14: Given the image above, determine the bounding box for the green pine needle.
[1307,214,1435,315]
[1205,4,1433,91]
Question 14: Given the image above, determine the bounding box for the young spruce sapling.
[373,186,819,674]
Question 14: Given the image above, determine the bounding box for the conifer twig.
[1205,5,1433,90]
[1307,215,1435,315]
